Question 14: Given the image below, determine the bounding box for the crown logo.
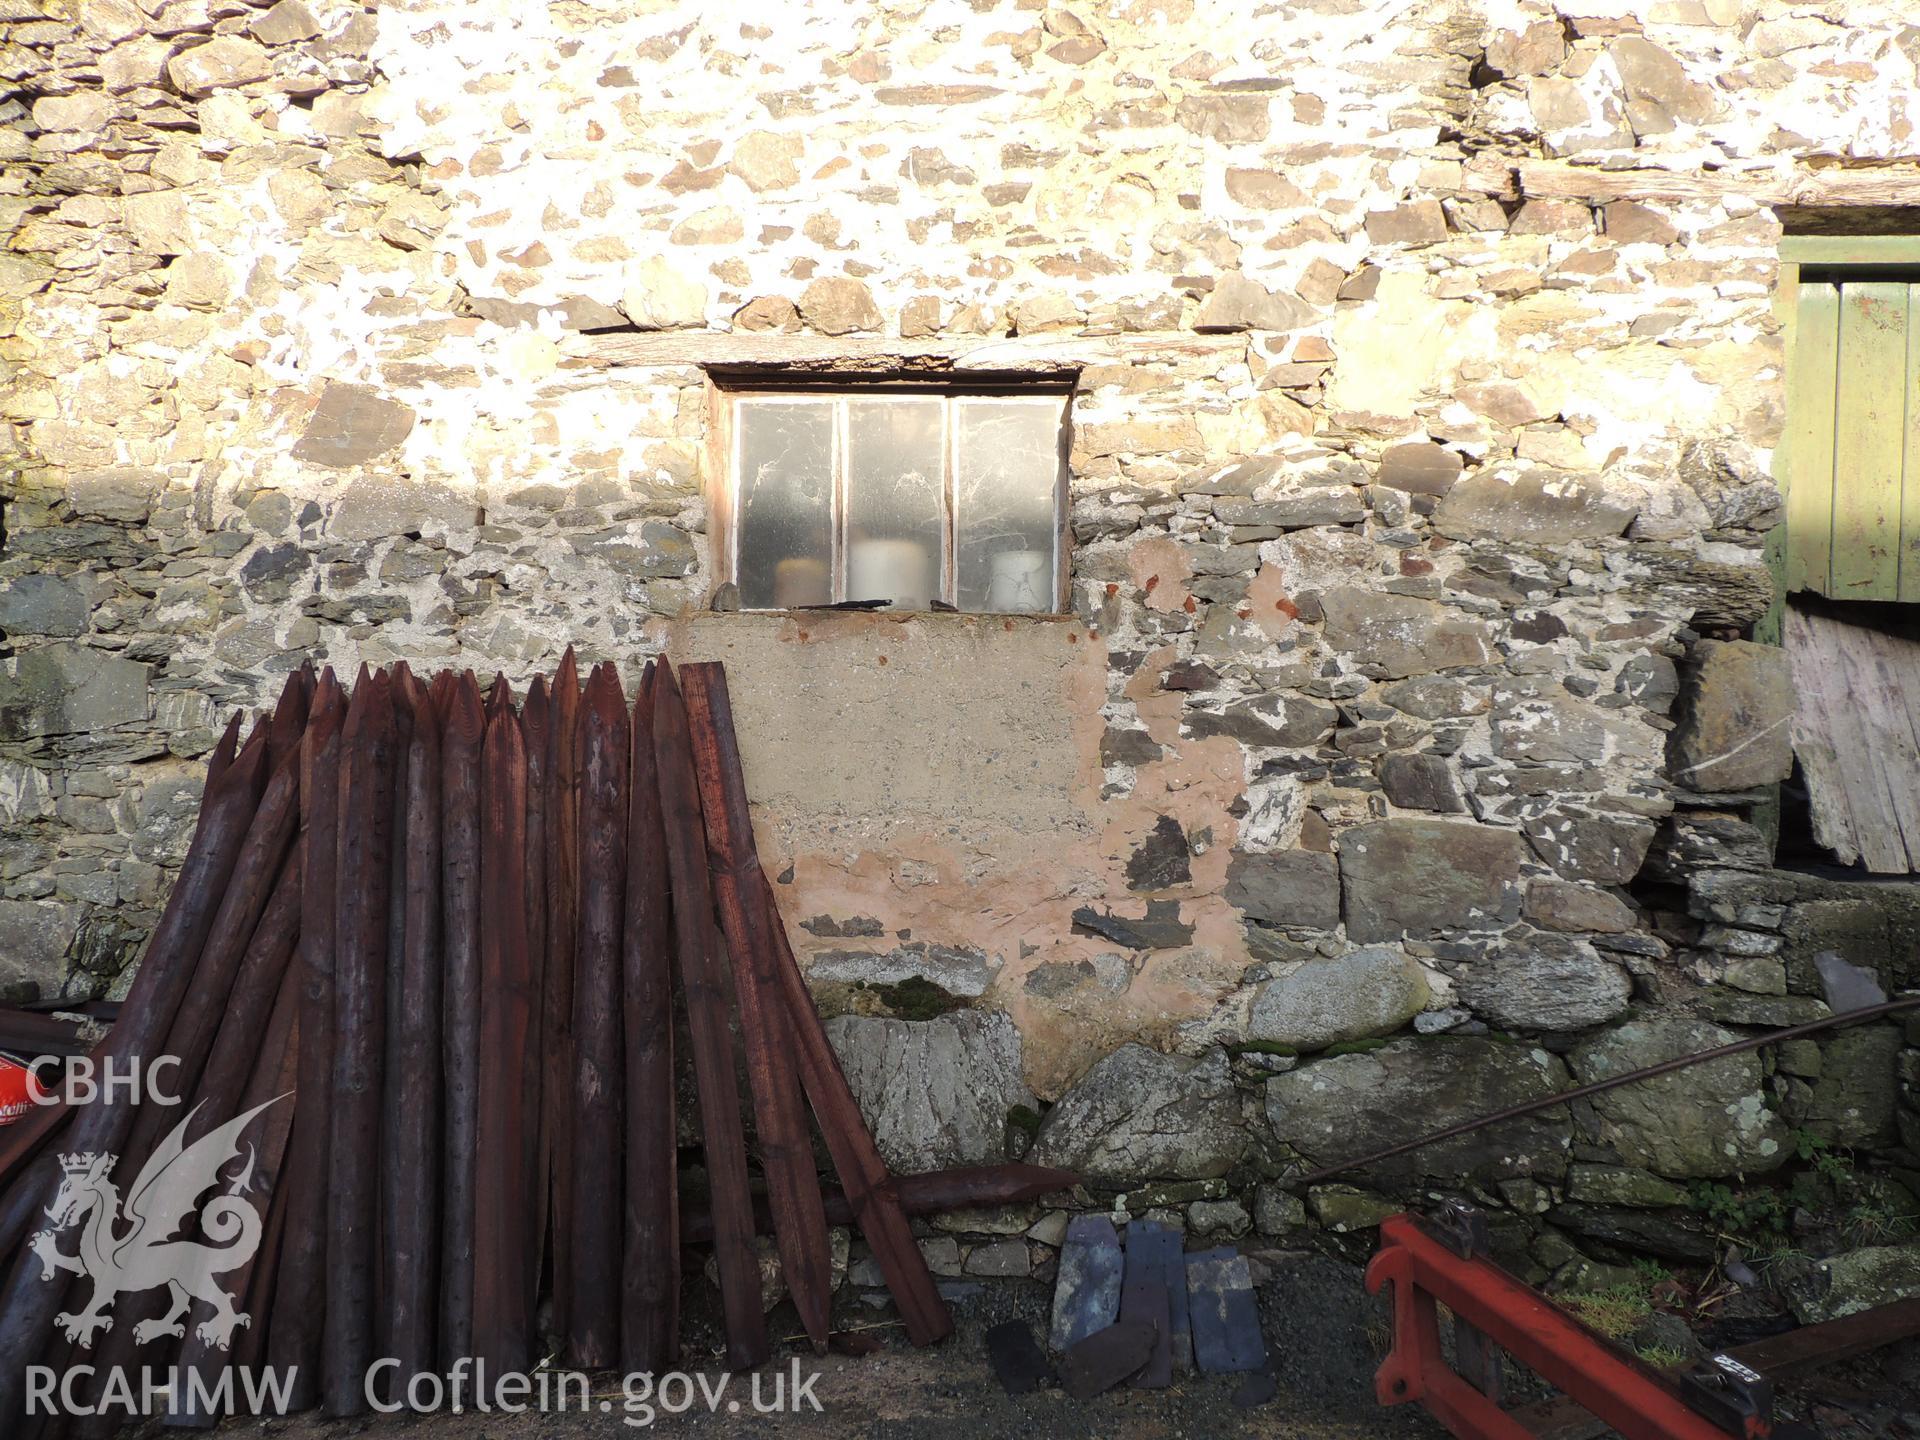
[59,1152,99,1175]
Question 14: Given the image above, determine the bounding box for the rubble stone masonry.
[3,0,1916,1274]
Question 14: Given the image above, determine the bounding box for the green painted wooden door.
[1785,276,1920,601]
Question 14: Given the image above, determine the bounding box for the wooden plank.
[325,668,397,1417]
[542,648,581,1344]
[438,672,486,1368]
[623,663,679,1374]
[474,678,534,1380]
[1851,623,1920,868]
[1785,280,1841,595]
[1904,283,1920,603]
[1462,156,1920,208]
[1831,281,1908,599]
[757,868,951,1347]
[578,329,1238,374]
[387,670,442,1393]
[567,664,628,1370]
[679,662,834,1354]
[1818,610,1916,871]
[650,659,768,1370]
[1786,606,1867,864]
[1781,235,1920,266]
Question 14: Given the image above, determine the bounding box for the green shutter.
[1785,274,1920,601]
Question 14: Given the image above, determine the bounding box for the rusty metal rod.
[1293,996,1920,1188]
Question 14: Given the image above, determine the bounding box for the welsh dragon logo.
[29,1096,285,1351]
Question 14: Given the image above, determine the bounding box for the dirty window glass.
[727,391,1066,613]
[735,399,834,609]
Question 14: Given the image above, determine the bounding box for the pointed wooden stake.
[623,662,679,1373]
[680,662,833,1353]
[651,659,767,1370]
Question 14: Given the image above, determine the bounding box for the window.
[1780,236,1920,600]
[716,387,1070,613]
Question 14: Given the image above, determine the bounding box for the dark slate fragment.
[1070,900,1194,950]
[1049,1215,1124,1352]
[1187,1248,1269,1374]
[1059,1320,1157,1400]
[1123,1219,1189,1383]
[984,1320,1055,1395]
[1126,814,1191,892]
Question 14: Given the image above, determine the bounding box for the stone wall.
[4,0,1916,1260]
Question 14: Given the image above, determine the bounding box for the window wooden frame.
[706,378,1074,614]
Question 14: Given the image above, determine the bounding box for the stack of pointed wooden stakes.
[0,653,1079,1435]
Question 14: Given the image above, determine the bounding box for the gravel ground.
[107,1250,1920,1440]
[149,1252,1442,1440]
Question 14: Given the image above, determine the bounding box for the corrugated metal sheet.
[1784,601,1920,872]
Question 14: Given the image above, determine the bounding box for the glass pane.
[736,400,833,609]
[845,399,945,609]
[955,399,1062,613]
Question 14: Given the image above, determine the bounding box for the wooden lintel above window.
[569,330,1244,375]
[1462,155,1920,209]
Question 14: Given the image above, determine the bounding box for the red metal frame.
[1366,1213,1746,1440]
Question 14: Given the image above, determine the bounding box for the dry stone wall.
[3,0,1916,1270]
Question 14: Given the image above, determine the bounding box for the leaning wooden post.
[542,646,581,1343]
[568,663,628,1369]
[651,659,768,1370]
[325,668,398,1416]
[387,668,442,1393]
[438,672,486,1369]
[169,956,305,1428]
[758,869,953,1345]
[268,667,345,1410]
[0,728,269,1425]
[474,677,534,1380]
[680,661,833,1354]
[623,662,678,1373]
[375,664,416,1396]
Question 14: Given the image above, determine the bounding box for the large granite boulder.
[1246,946,1429,1050]
[1571,1016,1788,1178]
[1340,818,1530,942]
[826,1009,1035,1172]
[1030,1045,1246,1181]
[1266,1036,1572,1183]
[1669,640,1794,793]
